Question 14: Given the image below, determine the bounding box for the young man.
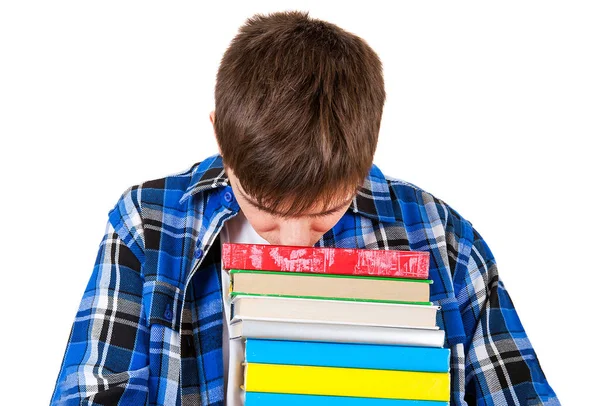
[50,10,559,406]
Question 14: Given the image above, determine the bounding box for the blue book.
[245,338,450,372]
[245,392,449,406]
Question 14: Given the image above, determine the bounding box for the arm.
[444,203,560,405]
[50,187,149,405]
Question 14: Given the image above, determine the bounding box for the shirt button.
[194,248,204,259]
[164,306,173,321]
[224,191,233,202]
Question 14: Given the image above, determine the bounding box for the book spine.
[245,392,450,406]
[234,319,445,347]
[245,339,450,372]
[222,243,429,279]
[244,363,450,401]
[231,296,439,329]
[230,269,433,283]
[230,292,432,306]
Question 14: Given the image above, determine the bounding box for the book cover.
[245,339,450,372]
[222,243,430,279]
[245,393,449,406]
[243,363,450,401]
[231,295,440,329]
[230,269,432,304]
[230,319,445,347]
[226,335,245,406]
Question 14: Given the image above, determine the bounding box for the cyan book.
[245,392,449,406]
[245,338,450,372]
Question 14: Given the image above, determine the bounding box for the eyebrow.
[234,182,355,218]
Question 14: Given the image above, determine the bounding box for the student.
[50,10,559,406]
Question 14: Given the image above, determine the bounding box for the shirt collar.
[179,153,396,223]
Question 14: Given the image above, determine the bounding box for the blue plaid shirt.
[50,153,559,405]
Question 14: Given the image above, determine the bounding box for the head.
[211,10,386,246]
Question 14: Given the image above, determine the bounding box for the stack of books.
[222,243,451,406]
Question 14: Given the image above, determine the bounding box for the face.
[210,110,355,247]
[226,168,354,246]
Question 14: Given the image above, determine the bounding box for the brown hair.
[214,10,386,218]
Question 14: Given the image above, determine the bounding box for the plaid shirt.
[50,153,559,406]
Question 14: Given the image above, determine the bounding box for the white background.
[1,1,598,404]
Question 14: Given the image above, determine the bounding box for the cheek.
[250,218,278,233]
[241,206,278,233]
[311,217,341,233]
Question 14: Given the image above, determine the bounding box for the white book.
[230,318,445,347]
[231,294,440,329]
[226,336,245,406]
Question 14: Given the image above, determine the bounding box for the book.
[245,338,451,372]
[231,295,440,329]
[230,319,445,347]
[242,363,450,401]
[245,393,450,406]
[230,269,432,304]
[230,292,432,306]
[222,243,430,279]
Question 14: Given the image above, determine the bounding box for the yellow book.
[243,363,450,401]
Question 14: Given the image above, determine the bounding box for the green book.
[228,269,433,305]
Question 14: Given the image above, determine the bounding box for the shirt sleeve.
[445,203,560,405]
[50,188,150,405]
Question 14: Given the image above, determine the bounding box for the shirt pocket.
[143,280,185,405]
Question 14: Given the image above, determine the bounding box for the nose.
[278,218,314,247]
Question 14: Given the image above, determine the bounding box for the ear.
[210,110,222,155]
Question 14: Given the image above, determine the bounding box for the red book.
[221,243,430,279]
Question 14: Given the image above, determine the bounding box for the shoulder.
[113,160,200,215]
[376,166,469,229]
[376,167,477,261]
[107,160,203,261]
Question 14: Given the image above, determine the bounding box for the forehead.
[230,174,356,217]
